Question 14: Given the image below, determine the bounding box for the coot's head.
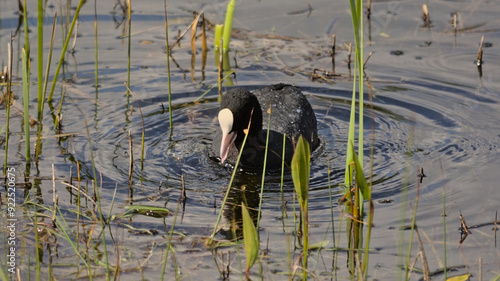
[218,88,263,164]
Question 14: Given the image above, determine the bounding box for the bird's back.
[253,84,319,151]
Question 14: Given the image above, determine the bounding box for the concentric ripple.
[92,76,500,212]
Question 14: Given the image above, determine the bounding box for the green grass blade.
[23,0,29,54]
[291,135,310,279]
[209,115,251,245]
[345,0,365,188]
[344,83,356,187]
[440,161,447,280]
[78,106,110,280]
[22,48,31,165]
[280,133,287,221]
[94,0,99,99]
[47,0,85,102]
[41,13,57,117]
[36,12,57,160]
[242,202,259,277]
[222,0,235,53]
[37,0,44,115]
[291,136,310,205]
[357,0,364,168]
[214,24,223,52]
[161,193,183,281]
[116,205,171,219]
[4,40,13,175]
[126,0,131,103]
[351,143,370,200]
[164,2,173,131]
[256,105,272,230]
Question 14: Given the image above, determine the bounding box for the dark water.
[1,0,500,280]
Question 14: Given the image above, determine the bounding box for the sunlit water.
[1,0,500,279]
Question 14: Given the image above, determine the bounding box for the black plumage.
[212,84,319,169]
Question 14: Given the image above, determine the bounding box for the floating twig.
[201,13,207,75]
[170,11,203,52]
[479,256,483,281]
[51,164,58,228]
[287,3,312,17]
[181,175,187,201]
[163,2,173,132]
[190,12,203,65]
[347,42,352,72]
[181,174,187,217]
[128,130,133,187]
[452,13,457,35]
[476,36,484,66]
[56,113,63,133]
[414,225,431,281]
[422,4,431,28]
[367,0,371,20]
[331,34,336,74]
[61,182,97,205]
[459,211,471,235]
[91,180,97,207]
[176,30,181,48]
[459,210,471,245]
[70,19,78,54]
[363,51,373,69]
[69,165,73,186]
[418,167,426,183]
[495,210,497,248]
[310,68,339,83]
[218,38,223,98]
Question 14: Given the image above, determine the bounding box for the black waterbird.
[212,84,319,169]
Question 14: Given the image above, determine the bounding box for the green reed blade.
[4,39,13,175]
[242,202,259,277]
[345,0,365,188]
[222,0,235,53]
[36,12,57,160]
[257,105,272,230]
[37,0,43,115]
[78,106,110,280]
[291,135,310,279]
[126,0,131,104]
[214,24,223,52]
[280,133,287,221]
[291,136,310,206]
[22,48,30,165]
[22,0,30,166]
[209,112,252,245]
[345,0,368,278]
[440,161,447,280]
[40,12,57,119]
[352,144,370,200]
[164,1,173,131]
[23,0,29,55]
[94,0,99,99]
[47,0,85,102]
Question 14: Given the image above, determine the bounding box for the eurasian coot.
[213,84,319,169]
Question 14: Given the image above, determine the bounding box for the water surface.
[1,0,499,279]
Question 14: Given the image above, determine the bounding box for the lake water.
[1,0,499,280]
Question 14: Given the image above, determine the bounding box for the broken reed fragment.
[422,4,431,28]
[476,36,484,67]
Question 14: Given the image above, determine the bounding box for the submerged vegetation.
[1,0,499,280]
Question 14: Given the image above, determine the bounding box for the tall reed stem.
[164,1,173,131]
[37,0,44,115]
[126,0,132,104]
[22,49,31,166]
[47,0,85,102]
[222,0,235,53]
